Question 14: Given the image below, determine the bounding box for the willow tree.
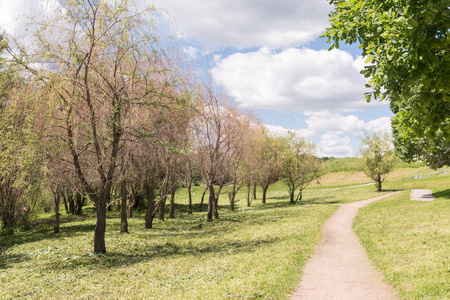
[8,0,180,253]
[192,84,246,221]
[0,36,45,232]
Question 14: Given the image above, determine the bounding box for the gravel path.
[290,191,401,300]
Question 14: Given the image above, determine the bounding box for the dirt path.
[290,191,401,300]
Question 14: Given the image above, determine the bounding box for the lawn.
[1,183,342,299]
[1,169,447,299]
[355,173,450,299]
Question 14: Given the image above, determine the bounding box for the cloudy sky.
[0,0,393,157]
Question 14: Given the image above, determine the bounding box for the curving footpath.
[290,191,401,300]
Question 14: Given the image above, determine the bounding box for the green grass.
[355,174,450,299]
[323,157,363,172]
[0,185,342,300]
[323,157,423,173]
[1,170,448,299]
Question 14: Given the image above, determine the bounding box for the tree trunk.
[68,194,75,214]
[158,194,166,221]
[128,202,133,219]
[247,181,251,207]
[187,183,193,214]
[230,193,236,211]
[93,200,107,253]
[54,192,60,234]
[253,183,257,200]
[214,184,223,219]
[120,182,128,233]
[262,184,269,204]
[75,192,83,215]
[207,185,215,222]
[289,188,295,204]
[62,195,69,214]
[168,188,176,219]
[229,182,237,211]
[199,186,207,212]
[144,181,155,229]
[377,173,382,191]
[296,188,303,202]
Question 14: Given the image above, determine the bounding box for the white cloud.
[317,131,354,158]
[182,46,199,59]
[305,112,365,132]
[304,112,391,134]
[0,0,31,34]
[265,124,316,140]
[365,117,391,134]
[264,113,392,158]
[146,0,331,49]
[212,47,387,112]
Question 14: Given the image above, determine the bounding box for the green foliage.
[323,0,450,140]
[0,39,44,231]
[281,132,325,203]
[359,131,397,191]
[391,98,450,169]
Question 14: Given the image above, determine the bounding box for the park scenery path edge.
[290,191,402,300]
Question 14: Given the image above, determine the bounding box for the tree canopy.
[359,131,397,191]
[391,98,450,169]
[323,0,450,141]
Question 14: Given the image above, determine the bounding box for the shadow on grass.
[1,193,329,271]
[40,234,283,271]
[433,189,450,199]
[0,253,29,269]
[0,222,96,265]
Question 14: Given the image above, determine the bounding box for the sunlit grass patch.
[0,193,337,299]
[354,180,450,299]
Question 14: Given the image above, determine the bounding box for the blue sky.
[0,0,394,157]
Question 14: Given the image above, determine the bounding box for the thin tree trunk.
[207,185,215,222]
[128,201,133,219]
[94,199,107,253]
[68,194,75,214]
[120,182,128,233]
[199,186,207,212]
[144,181,155,229]
[262,183,269,204]
[253,183,257,200]
[62,195,69,214]
[247,181,251,207]
[377,173,382,191]
[127,186,135,219]
[214,184,223,219]
[168,188,176,219]
[289,188,295,204]
[230,182,237,211]
[75,192,83,215]
[296,188,303,202]
[54,191,60,234]
[159,194,166,221]
[187,183,193,214]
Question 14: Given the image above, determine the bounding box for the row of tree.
[0,0,323,253]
